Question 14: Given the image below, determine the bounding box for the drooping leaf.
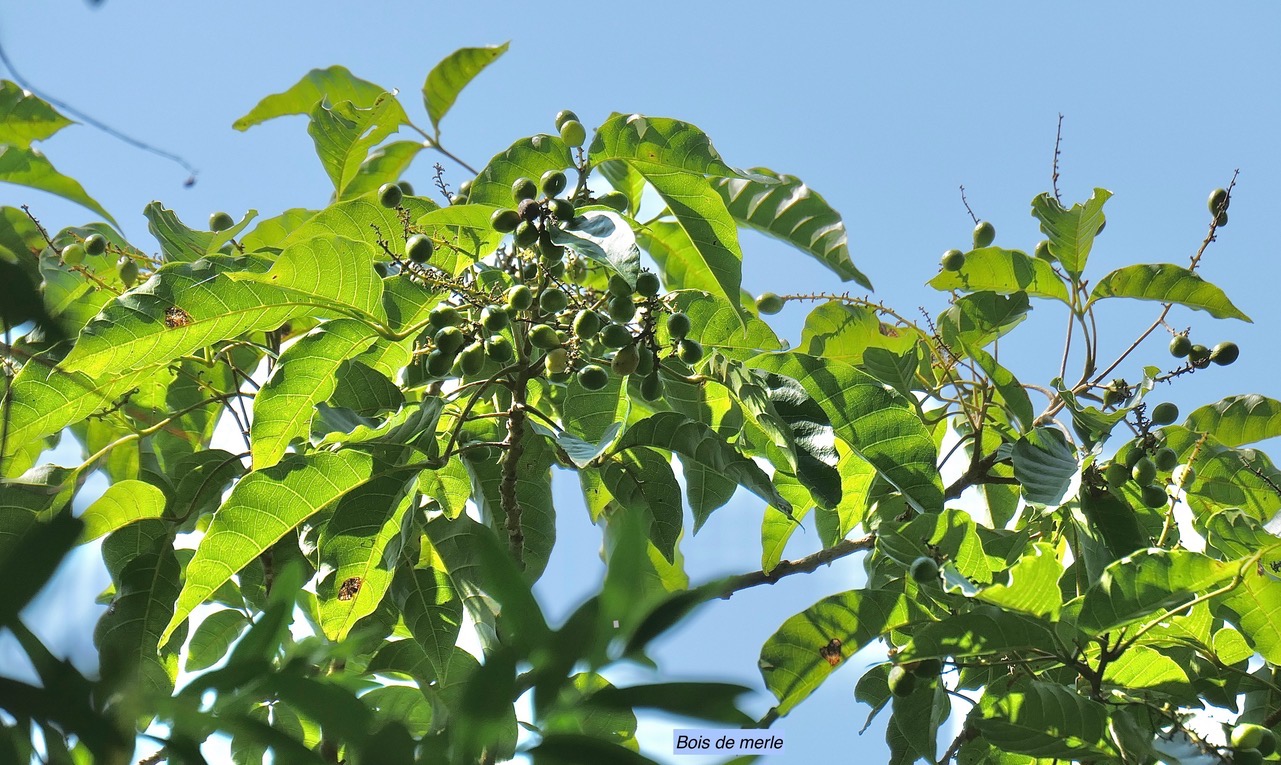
[927,247,1069,303]
[78,479,167,542]
[711,167,872,289]
[184,609,248,672]
[962,341,1035,433]
[763,371,841,508]
[308,93,407,195]
[973,676,1117,760]
[1087,263,1251,322]
[597,159,646,217]
[549,210,641,288]
[1077,484,1147,563]
[422,43,509,135]
[1185,395,1281,448]
[94,532,180,695]
[0,145,115,225]
[588,113,766,180]
[0,81,72,146]
[1011,427,1077,507]
[597,447,684,562]
[392,562,462,679]
[1029,188,1112,278]
[144,203,256,264]
[467,134,573,208]
[1078,549,1237,634]
[887,680,948,765]
[234,66,394,130]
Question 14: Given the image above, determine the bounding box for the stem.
[716,534,875,598]
[501,393,527,568]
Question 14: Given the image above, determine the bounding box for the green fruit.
[1211,341,1240,366]
[601,323,632,349]
[1233,724,1268,751]
[639,371,663,401]
[61,243,86,266]
[909,556,939,584]
[209,211,235,232]
[608,274,633,297]
[677,338,704,364]
[607,294,636,324]
[973,221,996,249]
[406,234,434,264]
[398,181,414,196]
[755,292,784,315]
[545,347,569,375]
[1216,210,1229,227]
[378,182,403,208]
[612,345,640,376]
[512,177,537,202]
[573,310,602,340]
[457,341,486,376]
[1208,188,1229,214]
[507,285,534,312]
[635,345,655,376]
[1188,343,1211,365]
[887,665,916,697]
[1169,334,1192,358]
[912,658,942,678]
[548,198,575,221]
[429,305,461,329]
[635,271,661,298]
[1236,748,1264,765]
[1132,457,1157,485]
[456,180,472,197]
[1258,730,1277,757]
[1123,447,1145,470]
[539,288,568,314]
[1154,447,1179,472]
[554,110,579,131]
[577,364,609,391]
[514,221,540,248]
[1033,240,1053,261]
[1104,462,1130,488]
[425,349,453,378]
[117,257,139,287]
[491,209,521,233]
[941,249,966,271]
[485,335,513,363]
[666,312,692,339]
[517,198,542,223]
[83,233,107,256]
[597,191,628,213]
[1150,402,1179,426]
[529,324,561,350]
[1173,464,1197,487]
[434,326,465,354]
[481,305,509,332]
[560,119,587,148]
[541,170,567,198]
[1141,483,1168,509]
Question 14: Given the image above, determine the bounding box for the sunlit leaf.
[422,43,509,135]
[1030,188,1111,278]
[928,247,1069,303]
[1087,263,1251,322]
[1185,395,1281,448]
[0,81,72,146]
[78,479,166,542]
[234,66,396,130]
[144,203,256,263]
[1079,549,1237,634]
[308,93,407,194]
[0,145,115,225]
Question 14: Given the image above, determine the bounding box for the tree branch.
[716,533,875,599]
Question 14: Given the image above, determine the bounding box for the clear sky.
[5,1,1281,762]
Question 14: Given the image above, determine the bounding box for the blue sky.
[5,1,1281,762]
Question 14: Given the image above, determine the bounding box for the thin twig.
[958,185,979,225]
[1051,114,1064,204]
[716,534,876,598]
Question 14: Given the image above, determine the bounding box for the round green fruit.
[1169,334,1192,358]
[397,181,414,196]
[481,305,509,332]
[639,371,663,401]
[512,177,537,202]
[601,322,633,349]
[545,347,570,375]
[887,665,916,697]
[1216,210,1229,227]
[514,221,540,248]
[1104,462,1130,488]
[1150,402,1179,426]
[529,324,562,350]
[539,288,568,314]
[434,326,465,355]
[1154,447,1179,472]
[541,170,567,198]
[677,338,704,364]
[429,305,461,329]
[1172,464,1197,487]
[1132,457,1157,486]
[1188,344,1211,365]
[560,119,587,148]
[972,221,996,249]
[635,271,661,298]
[209,211,235,232]
[485,335,513,363]
[1141,484,1169,509]
[1236,748,1264,765]
[573,309,602,340]
[1034,240,1053,261]
[910,556,939,584]
[425,349,453,378]
[378,182,403,208]
[548,198,575,221]
[666,312,692,339]
[406,234,433,264]
[517,198,542,223]
[1208,188,1229,214]
[635,345,655,376]
[117,257,139,287]
[61,243,86,266]
[1233,724,1268,751]
[457,342,486,376]
[941,249,966,271]
[1211,341,1240,366]
[597,191,628,213]
[506,284,533,312]
[612,345,640,376]
[554,110,579,131]
[491,209,521,233]
[756,292,784,315]
[577,364,609,391]
[912,658,942,678]
[607,294,636,324]
[83,233,107,256]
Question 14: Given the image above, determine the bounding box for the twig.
[1051,114,1065,204]
[716,534,876,598]
[958,185,979,225]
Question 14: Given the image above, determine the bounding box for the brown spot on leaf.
[818,637,843,667]
[338,577,362,601]
[164,306,193,328]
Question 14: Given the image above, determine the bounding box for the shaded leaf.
[899,606,1058,662]
[1011,427,1077,507]
[1087,263,1251,322]
[550,211,641,288]
[1185,395,1281,448]
[1079,549,1236,634]
[973,676,1116,759]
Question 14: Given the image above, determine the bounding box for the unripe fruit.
[1150,402,1179,426]
[910,556,939,584]
[560,119,587,148]
[1154,447,1179,472]
[485,335,513,363]
[491,209,521,233]
[554,110,579,131]
[635,271,661,298]
[608,274,633,297]
[61,242,86,266]
[512,177,537,202]
[529,324,561,350]
[635,345,655,376]
[577,364,609,391]
[83,233,107,256]
[973,221,996,249]
[677,338,704,364]
[612,345,640,376]
[425,349,453,378]
[209,211,235,232]
[456,180,472,197]
[912,658,943,678]
[601,323,633,349]
[1232,724,1268,751]
[1258,730,1277,757]
[541,170,567,198]
[1173,464,1197,486]
[1132,457,1157,486]
[1141,484,1168,509]
[544,347,569,375]
[406,234,434,264]
[548,198,575,221]
[607,294,636,324]
[1169,334,1192,358]
[1208,188,1229,214]
[118,257,139,287]
[429,305,462,329]
[1211,341,1240,366]
[434,326,465,355]
[378,182,403,208]
[1235,749,1264,765]
[481,305,509,332]
[573,309,602,340]
[517,198,542,223]
[506,285,533,312]
[1104,462,1130,489]
[597,191,628,213]
[1123,447,1145,471]
[756,292,784,315]
[666,312,692,339]
[887,665,916,697]
[1216,210,1229,227]
[397,181,414,196]
[941,249,966,271]
[1034,240,1052,261]
[639,371,663,401]
[457,341,486,376]
[539,288,568,314]
[1188,344,1211,365]
[514,221,539,248]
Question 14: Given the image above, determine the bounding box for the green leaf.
[60,259,304,378]
[887,678,948,765]
[0,81,72,146]
[550,211,641,287]
[94,532,180,695]
[392,563,462,679]
[877,508,991,583]
[1162,426,1281,521]
[144,203,256,264]
[1077,484,1147,563]
[340,140,425,201]
[598,448,684,562]
[597,159,646,218]
[973,676,1116,759]
[939,291,1030,350]
[308,93,407,194]
[899,606,1058,662]
[1100,645,1190,691]
[0,145,115,225]
[361,686,434,737]
[541,674,637,749]
[161,449,412,645]
[1029,188,1112,278]
[975,543,1063,619]
[467,134,573,207]
[422,43,509,135]
[711,167,872,289]
[588,113,765,180]
[583,681,752,725]
[234,66,393,130]
[927,247,1069,303]
[800,300,919,366]
[281,196,437,254]
[78,479,167,542]
[238,235,387,324]
[184,609,248,672]
[963,342,1035,433]
[614,411,791,517]
[1221,575,1281,664]
[1185,395,1281,447]
[759,589,926,715]
[1087,263,1251,321]
[1079,549,1236,634]
[668,289,781,361]
[749,351,944,515]
[764,371,841,508]
[0,511,82,630]
[1011,427,1077,507]
[530,734,660,765]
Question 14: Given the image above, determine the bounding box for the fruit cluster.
[1099,401,1195,506]
[1169,333,1238,369]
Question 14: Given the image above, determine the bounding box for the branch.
[716,534,875,599]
